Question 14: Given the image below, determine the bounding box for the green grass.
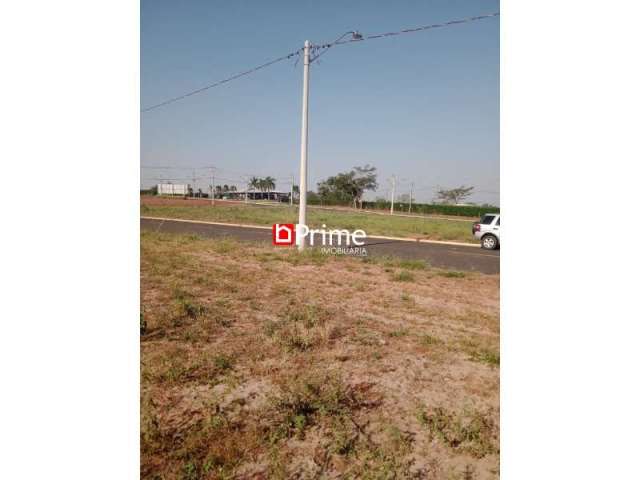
[438,270,466,278]
[140,203,474,242]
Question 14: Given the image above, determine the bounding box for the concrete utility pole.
[297,40,311,251]
[290,174,294,207]
[409,182,414,213]
[210,169,215,206]
[390,175,397,215]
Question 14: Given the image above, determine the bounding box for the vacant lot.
[140,198,475,243]
[141,232,499,479]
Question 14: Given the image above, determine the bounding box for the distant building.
[157,183,190,196]
[218,190,291,202]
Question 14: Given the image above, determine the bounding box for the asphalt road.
[141,218,500,274]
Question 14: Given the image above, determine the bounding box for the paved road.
[141,218,500,274]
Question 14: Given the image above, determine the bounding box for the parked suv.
[473,214,500,250]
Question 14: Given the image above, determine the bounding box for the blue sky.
[141,0,499,204]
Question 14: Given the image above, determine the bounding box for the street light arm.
[310,31,362,63]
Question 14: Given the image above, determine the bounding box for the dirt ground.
[141,231,499,479]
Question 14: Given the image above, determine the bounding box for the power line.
[141,12,498,114]
[141,165,291,181]
[311,12,499,56]
[141,50,301,113]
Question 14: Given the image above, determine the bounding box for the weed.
[213,354,233,372]
[212,237,238,254]
[216,317,233,328]
[471,349,500,367]
[400,292,412,302]
[417,406,498,458]
[268,371,363,441]
[392,270,415,282]
[459,338,500,367]
[179,234,202,244]
[265,303,334,352]
[172,289,206,323]
[420,334,443,347]
[389,328,409,338]
[181,461,198,480]
[169,410,260,480]
[396,259,429,270]
[140,310,147,335]
[339,426,417,479]
[439,270,466,278]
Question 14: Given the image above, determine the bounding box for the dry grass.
[141,231,499,479]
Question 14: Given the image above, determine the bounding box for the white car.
[473,214,500,250]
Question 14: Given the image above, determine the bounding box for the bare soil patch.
[141,232,499,479]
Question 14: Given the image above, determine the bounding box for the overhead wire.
[141,49,301,113]
[310,12,499,58]
[141,12,499,113]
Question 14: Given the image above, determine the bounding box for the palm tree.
[263,176,276,192]
[249,176,260,191]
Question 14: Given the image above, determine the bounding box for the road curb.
[141,216,480,248]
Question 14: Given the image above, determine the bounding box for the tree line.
[308,165,478,206]
[145,165,483,206]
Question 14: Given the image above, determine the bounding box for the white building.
[157,183,189,196]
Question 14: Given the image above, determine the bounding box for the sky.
[141,0,499,205]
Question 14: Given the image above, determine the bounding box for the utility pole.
[390,175,396,215]
[297,40,310,251]
[409,182,414,213]
[290,174,294,207]
[192,170,196,198]
[210,169,215,206]
[245,178,249,203]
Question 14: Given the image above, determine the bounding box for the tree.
[249,176,260,191]
[435,185,474,205]
[263,176,276,192]
[223,184,230,193]
[230,185,237,192]
[317,165,378,207]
